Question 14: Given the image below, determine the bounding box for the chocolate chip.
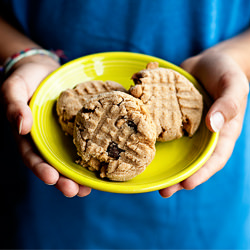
[82,108,94,113]
[67,117,75,123]
[158,128,166,139]
[107,142,125,160]
[131,72,143,84]
[127,120,137,133]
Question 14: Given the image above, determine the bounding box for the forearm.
[0,16,41,64]
[206,28,250,80]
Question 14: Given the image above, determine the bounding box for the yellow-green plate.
[30,52,218,194]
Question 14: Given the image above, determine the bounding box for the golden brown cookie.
[73,91,156,181]
[130,62,203,141]
[56,80,126,135]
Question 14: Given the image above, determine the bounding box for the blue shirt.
[1,0,250,249]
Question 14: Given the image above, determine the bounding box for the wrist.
[202,33,250,80]
[223,49,250,80]
[13,54,60,70]
[3,48,61,76]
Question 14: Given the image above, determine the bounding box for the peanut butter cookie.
[73,91,156,181]
[56,80,126,135]
[130,62,203,141]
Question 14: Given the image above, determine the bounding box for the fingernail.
[46,183,56,186]
[210,112,224,132]
[17,115,23,134]
[64,195,73,198]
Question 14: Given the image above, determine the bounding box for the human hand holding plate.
[1,54,92,198]
[159,50,248,198]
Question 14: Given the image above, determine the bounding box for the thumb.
[1,74,33,134]
[179,55,200,74]
[206,71,249,133]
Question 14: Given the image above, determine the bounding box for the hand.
[1,55,92,197]
[159,49,249,198]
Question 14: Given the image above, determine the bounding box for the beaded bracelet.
[3,48,60,75]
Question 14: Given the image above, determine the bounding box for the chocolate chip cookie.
[56,80,127,135]
[130,62,203,141]
[73,91,156,181]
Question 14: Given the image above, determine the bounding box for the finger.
[16,134,59,185]
[6,102,33,135]
[159,125,238,197]
[160,135,235,195]
[177,105,244,191]
[159,108,244,196]
[77,185,92,197]
[55,176,80,198]
[15,133,89,197]
[179,55,200,74]
[206,71,249,132]
[159,136,233,195]
[181,125,237,190]
[159,183,183,198]
[1,74,33,134]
